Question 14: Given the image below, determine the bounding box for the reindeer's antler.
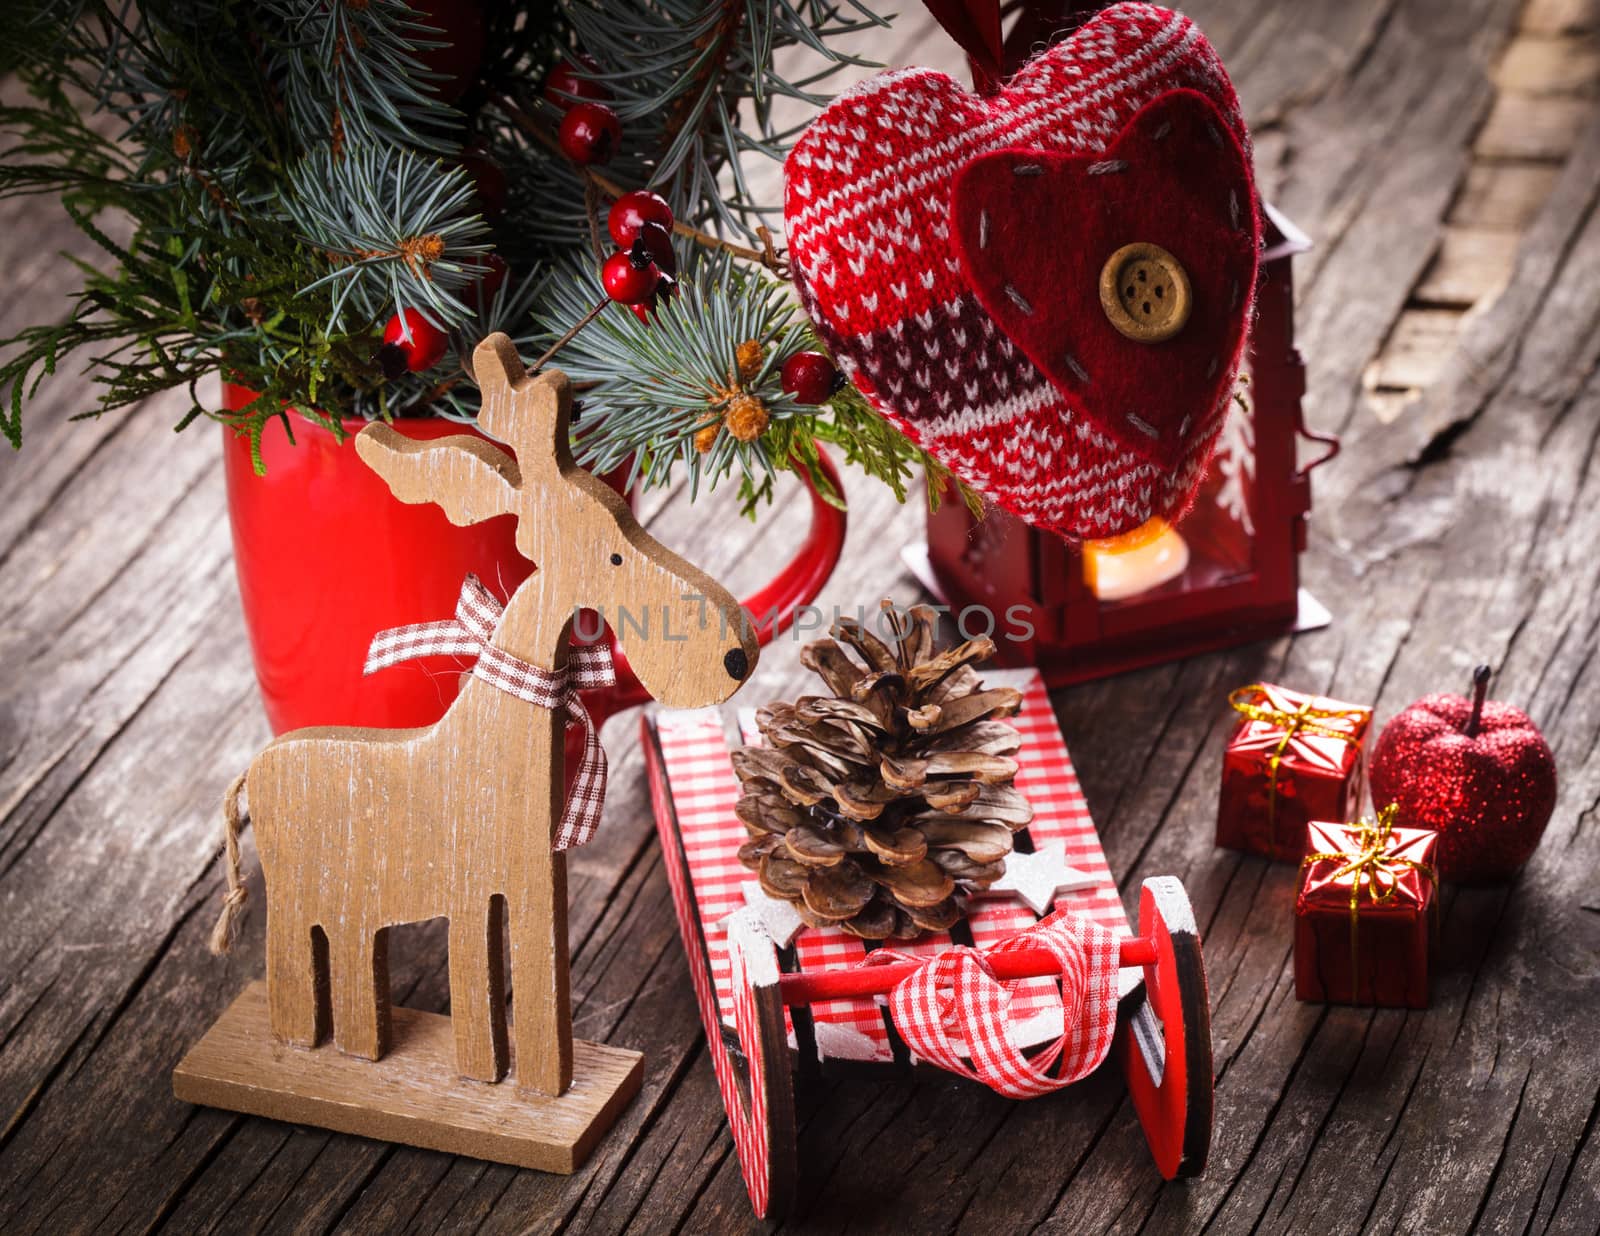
[473,334,574,472]
[355,426,522,527]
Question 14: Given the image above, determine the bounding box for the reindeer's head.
[355,334,757,707]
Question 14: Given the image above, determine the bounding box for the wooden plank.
[1363,388,1420,423]
[1475,93,1592,159]
[1522,0,1600,34]
[1449,160,1562,228]
[174,982,644,1174]
[1494,33,1600,94]
[1280,0,1520,442]
[1364,307,1465,390]
[1413,226,1520,305]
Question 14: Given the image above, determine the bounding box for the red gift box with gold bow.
[1294,808,1438,1008]
[1218,683,1371,861]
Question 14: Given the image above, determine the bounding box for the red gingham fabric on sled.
[864,911,1121,1097]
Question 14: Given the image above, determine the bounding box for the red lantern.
[908,205,1338,684]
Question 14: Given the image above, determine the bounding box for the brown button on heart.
[1098,242,1191,343]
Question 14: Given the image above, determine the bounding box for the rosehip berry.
[780,350,843,404]
[607,190,674,248]
[542,56,613,110]
[380,308,450,375]
[601,249,660,305]
[631,302,654,326]
[559,102,621,166]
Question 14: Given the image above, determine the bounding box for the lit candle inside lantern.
[1082,517,1189,601]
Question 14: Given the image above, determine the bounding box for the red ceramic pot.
[222,388,846,735]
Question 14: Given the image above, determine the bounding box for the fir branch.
[0,0,964,537]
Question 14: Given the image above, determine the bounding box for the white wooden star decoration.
[718,880,807,949]
[984,843,1099,915]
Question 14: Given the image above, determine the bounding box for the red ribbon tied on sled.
[863,912,1121,1098]
[364,573,616,850]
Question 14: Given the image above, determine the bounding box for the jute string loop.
[209,771,249,956]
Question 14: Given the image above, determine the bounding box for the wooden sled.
[641,669,1213,1219]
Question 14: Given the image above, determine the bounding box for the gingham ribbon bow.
[862,912,1121,1098]
[364,574,616,850]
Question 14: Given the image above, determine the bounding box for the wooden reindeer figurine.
[177,334,758,1170]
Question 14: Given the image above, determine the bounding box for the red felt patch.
[950,91,1259,472]
[784,3,1260,539]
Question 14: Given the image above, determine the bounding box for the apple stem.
[1466,664,1491,737]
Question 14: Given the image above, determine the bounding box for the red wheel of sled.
[1120,876,1213,1179]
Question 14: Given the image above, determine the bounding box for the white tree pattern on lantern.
[1212,388,1255,535]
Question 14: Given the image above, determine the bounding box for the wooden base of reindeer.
[175,983,642,1173]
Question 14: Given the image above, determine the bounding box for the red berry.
[607,190,674,248]
[601,250,660,305]
[457,150,507,221]
[631,302,654,326]
[382,308,450,373]
[559,102,621,166]
[465,252,507,302]
[605,190,677,276]
[543,56,613,110]
[781,351,842,404]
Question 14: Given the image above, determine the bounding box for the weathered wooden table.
[3,1,1599,1231]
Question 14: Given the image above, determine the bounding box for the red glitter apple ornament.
[1369,666,1557,884]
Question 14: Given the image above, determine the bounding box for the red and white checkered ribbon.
[862,911,1121,1098]
[364,573,616,850]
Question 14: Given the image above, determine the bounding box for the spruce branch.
[541,252,967,518]
[264,0,460,157]
[495,94,786,271]
[286,146,491,331]
[0,0,969,534]
[554,0,888,241]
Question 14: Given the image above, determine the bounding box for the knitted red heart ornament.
[784,3,1260,539]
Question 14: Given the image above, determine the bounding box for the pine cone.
[731,601,1030,940]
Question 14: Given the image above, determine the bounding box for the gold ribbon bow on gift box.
[1228,684,1368,836]
[1299,803,1438,995]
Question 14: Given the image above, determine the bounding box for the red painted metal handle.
[778,935,1159,1007]
[735,449,848,644]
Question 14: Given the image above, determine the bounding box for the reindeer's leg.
[449,896,509,1082]
[266,904,328,1048]
[331,926,392,1061]
[509,855,573,1096]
